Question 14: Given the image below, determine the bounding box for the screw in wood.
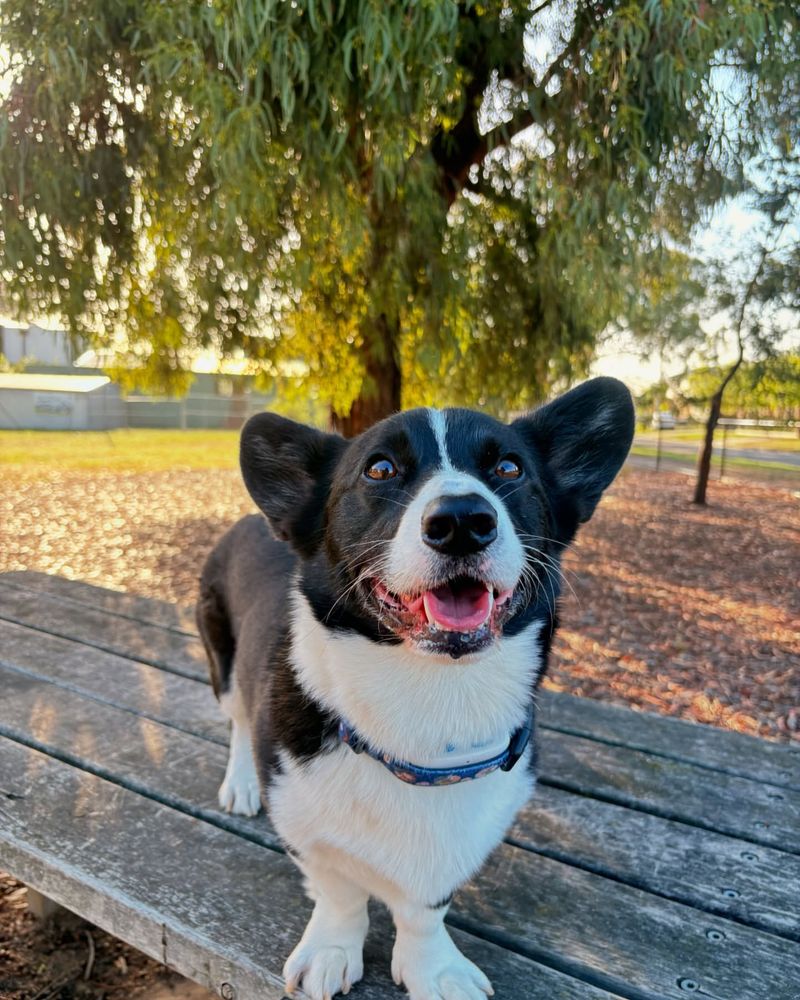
[219,984,237,1000]
[705,928,726,942]
[678,979,700,992]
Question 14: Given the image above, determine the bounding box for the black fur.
[239,413,346,556]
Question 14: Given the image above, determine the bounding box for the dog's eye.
[495,457,522,479]
[364,457,398,481]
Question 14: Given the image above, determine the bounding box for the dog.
[197,376,634,1000]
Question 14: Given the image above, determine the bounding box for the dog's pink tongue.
[423,581,492,631]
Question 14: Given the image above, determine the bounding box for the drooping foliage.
[1,1,798,428]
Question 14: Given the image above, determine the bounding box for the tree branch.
[530,0,560,18]
[430,8,530,204]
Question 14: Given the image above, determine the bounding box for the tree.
[1,2,798,432]
[691,245,769,504]
[686,354,800,421]
[627,235,797,503]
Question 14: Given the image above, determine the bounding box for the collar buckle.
[500,702,535,772]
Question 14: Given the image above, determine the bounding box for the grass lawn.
[630,444,800,474]
[2,426,799,474]
[0,428,241,471]
[636,428,800,452]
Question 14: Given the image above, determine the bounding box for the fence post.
[655,423,662,472]
[719,422,728,480]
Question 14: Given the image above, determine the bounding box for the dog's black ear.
[240,413,347,556]
[512,377,634,537]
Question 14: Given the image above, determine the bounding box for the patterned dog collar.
[338,708,534,786]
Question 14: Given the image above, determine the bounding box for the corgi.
[197,377,634,1000]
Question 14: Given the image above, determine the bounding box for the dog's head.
[240,377,634,659]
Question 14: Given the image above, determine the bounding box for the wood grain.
[4,572,800,998]
[513,784,800,940]
[539,729,800,854]
[0,619,224,744]
[540,689,800,792]
[0,580,206,680]
[6,571,797,791]
[0,570,197,633]
[0,738,624,1000]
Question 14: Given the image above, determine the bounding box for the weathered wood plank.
[26,886,67,921]
[513,785,800,941]
[539,729,800,854]
[2,662,799,945]
[0,739,623,1000]
[539,689,800,792]
[6,610,796,859]
[0,581,206,680]
[5,571,797,794]
[0,619,225,744]
[0,661,273,848]
[0,570,197,633]
[456,839,800,1000]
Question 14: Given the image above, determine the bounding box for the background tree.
[685,353,800,422]
[690,244,772,505]
[1,2,798,431]
[627,237,797,504]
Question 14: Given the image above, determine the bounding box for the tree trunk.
[693,356,743,505]
[330,314,401,437]
[693,390,722,505]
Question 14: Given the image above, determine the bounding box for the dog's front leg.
[283,858,370,1000]
[389,896,493,1000]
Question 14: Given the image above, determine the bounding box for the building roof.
[0,373,111,393]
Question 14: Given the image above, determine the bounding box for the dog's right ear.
[240,413,347,556]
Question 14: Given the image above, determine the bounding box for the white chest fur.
[267,593,543,905]
[268,744,534,905]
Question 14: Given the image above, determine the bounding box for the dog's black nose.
[421,494,498,556]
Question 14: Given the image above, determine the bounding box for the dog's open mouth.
[369,574,516,656]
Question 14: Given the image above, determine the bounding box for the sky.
[591,200,758,392]
[591,196,800,393]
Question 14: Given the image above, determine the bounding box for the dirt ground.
[0,465,798,998]
[0,873,214,1000]
[2,463,797,740]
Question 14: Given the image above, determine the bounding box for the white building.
[0,373,123,430]
[0,323,81,366]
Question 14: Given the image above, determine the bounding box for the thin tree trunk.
[693,388,724,505]
[693,351,747,504]
[330,314,401,437]
[693,240,774,505]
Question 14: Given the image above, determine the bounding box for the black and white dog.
[197,377,634,1000]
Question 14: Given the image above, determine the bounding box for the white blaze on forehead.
[427,408,454,471]
[381,412,526,596]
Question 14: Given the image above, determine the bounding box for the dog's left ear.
[512,377,634,536]
[240,413,347,556]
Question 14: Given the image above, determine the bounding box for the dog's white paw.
[218,769,261,816]
[283,940,364,999]
[392,928,493,1000]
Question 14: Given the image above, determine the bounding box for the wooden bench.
[1,569,798,1000]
